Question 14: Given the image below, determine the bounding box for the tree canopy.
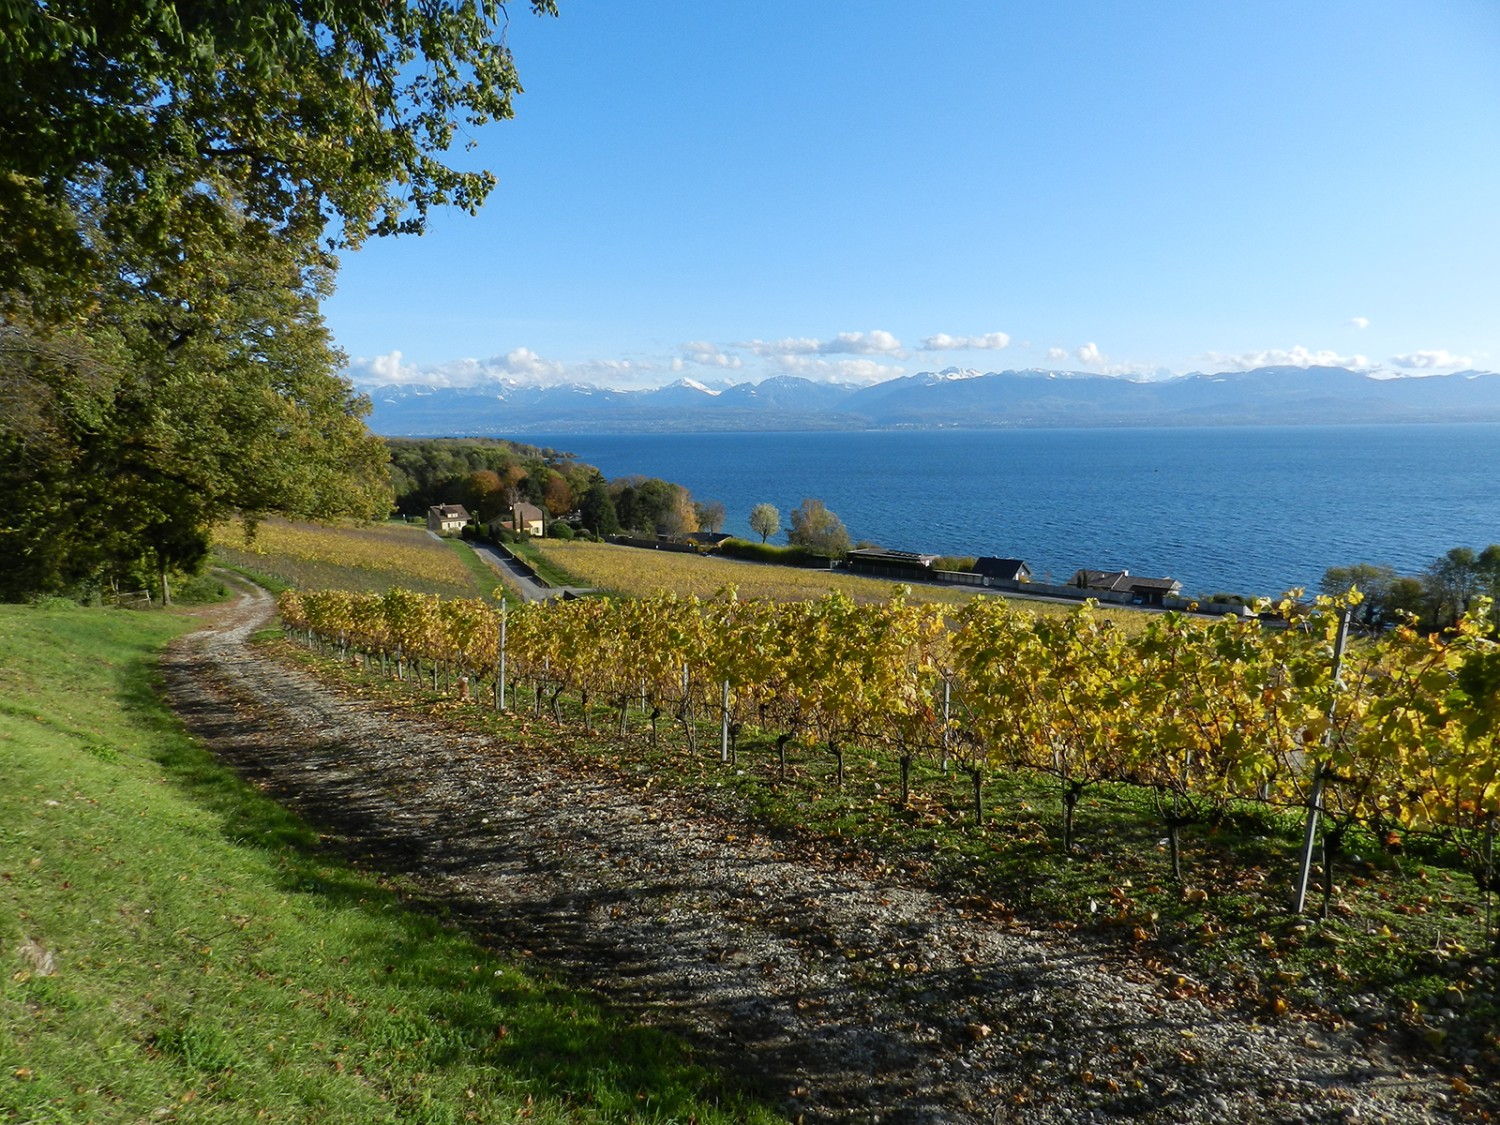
[786,498,851,557]
[1,1,558,600]
[748,503,780,544]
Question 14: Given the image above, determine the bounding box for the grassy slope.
[0,603,777,1124]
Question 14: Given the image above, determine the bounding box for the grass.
[272,630,1500,1069]
[503,538,585,590]
[0,602,781,1124]
[212,518,494,601]
[443,538,508,604]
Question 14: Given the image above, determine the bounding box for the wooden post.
[721,679,731,763]
[1293,608,1351,915]
[941,676,952,773]
[497,601,508,711]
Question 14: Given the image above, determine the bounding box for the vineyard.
[279,583,1500,918]
[212,517,493,600]
[529,538,1003,610]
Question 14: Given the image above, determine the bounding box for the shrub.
[719,538,836,569]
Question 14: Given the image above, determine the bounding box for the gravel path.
[160,583,1483,1123]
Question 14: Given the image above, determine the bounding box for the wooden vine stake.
[1293,607,1351,915]
[497,601,508,711]
[720,679,731,763]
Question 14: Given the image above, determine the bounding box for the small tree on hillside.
[749,503,780,544]
[694,500,727,534]
[787,498,851,557]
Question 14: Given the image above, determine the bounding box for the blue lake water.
[529,424,1500,599]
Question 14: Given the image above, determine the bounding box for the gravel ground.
[159,583,1489,1124]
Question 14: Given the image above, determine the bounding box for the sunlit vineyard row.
[214,517,488,599]
[278,584,1500,935]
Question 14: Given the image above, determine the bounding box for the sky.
[327,1,1500,392]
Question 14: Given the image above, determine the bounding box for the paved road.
[468,541,593,602]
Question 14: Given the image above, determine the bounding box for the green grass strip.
[0,603,779,1124]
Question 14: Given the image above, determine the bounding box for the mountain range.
[358,366,1500,436]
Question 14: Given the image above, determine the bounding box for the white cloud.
[345,347,680,389]
[769,354,906,384]
[742,329,904,357]
[1349,316,1370,330]
[1046,346,1069,362]
[497,347,568,380]
[919,331,1011,352]
[1201,345,1373,372]
[1389,349,1473,370]
[1076,342,1104,366]
[346,349,420,385]
[678,341,743,370]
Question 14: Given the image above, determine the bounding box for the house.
[846,547,939,580]
[685,531,733,549]
[492,501,546,537]
[426,503,470,535]
[1071,568,1183,606]
[972,557,1032,583]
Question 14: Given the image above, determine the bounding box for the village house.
[490,501,546,537]
[972,557,1032,583]
[1071,568,1183,606]
[426,503,470,535]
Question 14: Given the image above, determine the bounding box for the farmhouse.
[1071,568,1183,606]
[492,501,546,537]
[972,557,1032,583]
[426,503,470,535]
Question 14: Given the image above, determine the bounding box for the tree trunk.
[1062,782,1082,853]
[970,766,984,825]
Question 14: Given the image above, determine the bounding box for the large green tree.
[2,0,557,267]
[787,498,851,557]
[0,0,556,600]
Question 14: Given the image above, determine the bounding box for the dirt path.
[160,583,1476,1124]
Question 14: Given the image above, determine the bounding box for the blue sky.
[328,1,1500,390]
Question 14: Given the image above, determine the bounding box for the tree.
[579,482,619,537]
[1320,562,1399,627]
[541,472,574,519]
[1,205,390,602]
[787,498,851,557]
[1,1,559,600]
[613,477,696,537]
[1424,547,1484,631]
[694,500,727,534]
[1,1,559,280]
[463,470,506,521]
[748,503,780,544]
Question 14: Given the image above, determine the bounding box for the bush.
[28,594,81,610]
[172,573,231,605]
[719,538,836,569]
[547,521,575,541]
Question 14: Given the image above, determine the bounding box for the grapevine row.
[277,585,1500,914]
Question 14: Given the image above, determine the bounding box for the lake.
[529,424,1500,599]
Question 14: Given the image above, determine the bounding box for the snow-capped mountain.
[357,367,1500,436]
